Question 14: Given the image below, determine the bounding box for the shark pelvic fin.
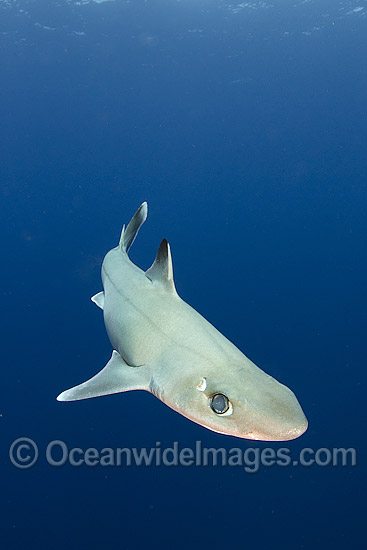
[145,239,177,294]
[56,351,150,402]
[91,291,104,310]
[119,201,148,253]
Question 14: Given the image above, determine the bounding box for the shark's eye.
[210,393,230,415]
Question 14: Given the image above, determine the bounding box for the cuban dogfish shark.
[57,202,308,441]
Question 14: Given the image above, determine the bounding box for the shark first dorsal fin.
[119,202,148,253]
[145,239,177,294]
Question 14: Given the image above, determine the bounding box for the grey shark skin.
[57,202,308,441]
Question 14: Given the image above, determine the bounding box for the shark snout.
[243,383,308,441]
[246,413,308,441]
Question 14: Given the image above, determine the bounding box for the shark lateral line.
[57,202,308,441]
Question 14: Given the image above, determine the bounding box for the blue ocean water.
[1,0,366,548]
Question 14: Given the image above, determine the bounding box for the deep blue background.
[1,1,366,548]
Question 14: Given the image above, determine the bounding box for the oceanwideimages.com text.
[9,438,357,473]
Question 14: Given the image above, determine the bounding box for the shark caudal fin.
[119,202,148,253]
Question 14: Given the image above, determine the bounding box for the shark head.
[166,356,308,441]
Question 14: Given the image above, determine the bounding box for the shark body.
[58,202,308,441]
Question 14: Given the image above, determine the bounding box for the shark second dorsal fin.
[145,239,177,294]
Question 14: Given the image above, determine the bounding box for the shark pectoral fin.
[91,291,105,310]
[56,351,149,402]
[145,239,177,294]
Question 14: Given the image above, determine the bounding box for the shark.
[57,202,308,441]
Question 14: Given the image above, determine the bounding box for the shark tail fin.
[119,202,148,253]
